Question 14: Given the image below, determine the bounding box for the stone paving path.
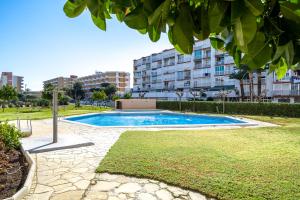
[21,120,212,200]
[85,173,213,200]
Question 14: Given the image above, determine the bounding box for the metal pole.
[53,90,58,143]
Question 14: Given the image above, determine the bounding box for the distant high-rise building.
[43,75,78,90]
[0,72,24,92]
[43,71,130,98]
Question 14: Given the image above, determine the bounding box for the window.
[215,66,224,76]
[178,55,184,63]
[177,71,184,80]
[194,50,202,59]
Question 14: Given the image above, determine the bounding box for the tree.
[67,82,85,107]
[230,66,249,101]
[42,83,55,101]
[104,84,117,99]
[176,89,184,112]
[0,85,18,111]
[92,90,107,104]
[64,0,300,78]
[123,92,132,99]
[189,88,206,112]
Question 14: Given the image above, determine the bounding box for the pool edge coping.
[60,110,277,129]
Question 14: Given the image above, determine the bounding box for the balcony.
[194,63,202,69]
[164,62,175,67]
[194,81,211,88]
[272,90,300,96]
[215,71,225,76]
[215,61,224,66]
[163,85,175,90]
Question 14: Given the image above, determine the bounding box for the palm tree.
[229,67,248,101]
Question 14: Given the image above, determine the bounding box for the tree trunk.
[249,72,254,102]
[239,80,245,101]
[257,72,262,101]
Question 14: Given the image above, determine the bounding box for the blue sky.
[0,0,172,90]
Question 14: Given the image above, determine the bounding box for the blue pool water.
[65,112,246,127]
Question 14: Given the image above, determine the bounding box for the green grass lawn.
[97,116,300,200]
[0,105,111,121]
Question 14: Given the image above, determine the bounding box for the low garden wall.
[157,101,300,118]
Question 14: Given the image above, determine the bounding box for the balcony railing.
[194,63,203,69]
[215,71,225,76]
[272,90,300,96]
[215,61,224,66]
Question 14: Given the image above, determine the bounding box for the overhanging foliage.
[64,0,300,78]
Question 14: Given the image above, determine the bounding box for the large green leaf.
[280,1,300,23]
[241,32,272,69]
[244,0,264,16]
[173,3,194,54]
[271,57,288,80]
[208,1,228,33]
[273,41,295,67]
[64,0,87,18]
[124,6,148,30]
[92,15,106,30]
[234,8,257,52]
[209,36,225,50]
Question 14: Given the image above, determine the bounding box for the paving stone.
[91,181,120,191]
[50,190,84,200]
[138,193,158,200]
[29,191,53,200]
[74,180,90,190]
[144,183,160,193]
[167,186,188,197]
[156,189,173,200]
[34,184,54,194]
[115,183,142,193]
[98,173,119,181]
[48,179,69,186]
[84,191,108,199]
[189,191,207,200]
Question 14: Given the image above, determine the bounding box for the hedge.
[156,101,300,118]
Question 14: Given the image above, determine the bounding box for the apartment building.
[43,71,130,98]
[77,71,130,97]
[43,75,78,90]
[132,39,300,103]
[0,72,24,92]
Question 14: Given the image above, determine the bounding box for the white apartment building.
[132,39,300,103]
[44,71,130,98]
[77,71,130,97]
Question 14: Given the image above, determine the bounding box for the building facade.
[0,72,24,92]
[132,39,300,103]
[77,71,130,97]
[43,71,130,98]
[43,75,78,90]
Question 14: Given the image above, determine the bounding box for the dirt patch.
[0,140,29,199]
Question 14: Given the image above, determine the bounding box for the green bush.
[37,98,50,107]
[157,101,300,118]
[0,122,21,149]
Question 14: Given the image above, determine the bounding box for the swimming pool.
[65,111,248,127]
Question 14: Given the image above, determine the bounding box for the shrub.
[157,101,300,118]
[0,122,21,149]
[59,95,71,105]
[37,98,50,107]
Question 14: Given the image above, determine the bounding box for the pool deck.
[13,114,276,200]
